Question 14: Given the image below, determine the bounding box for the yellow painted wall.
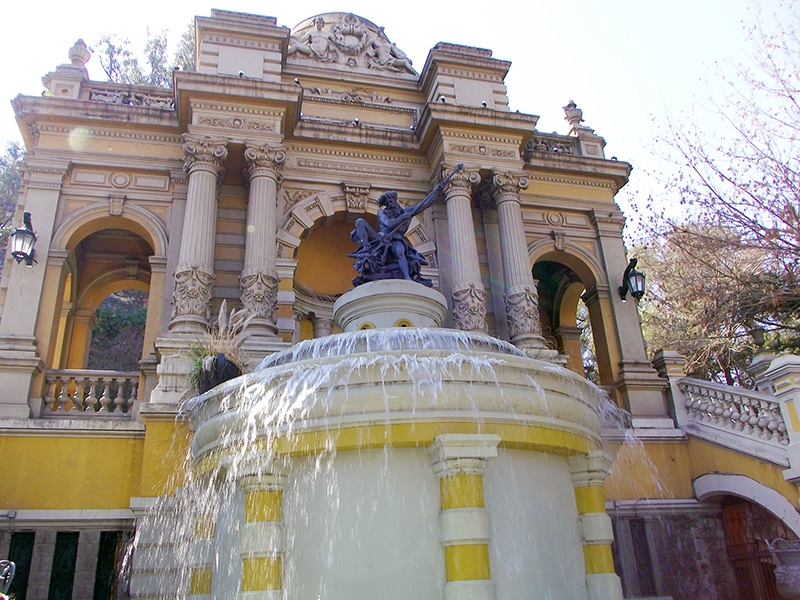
[138,419,192,497]
[687,437,800,505]
[0,435,144,510]
[294,221,365,296]
[604,441,694,500]
[604,437,800,507]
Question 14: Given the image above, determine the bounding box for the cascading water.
[132,281,624,600]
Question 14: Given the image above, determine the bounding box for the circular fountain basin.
[184,327,606,466]
[180,326,612,600]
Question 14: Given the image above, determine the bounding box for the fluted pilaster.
[493,172,547,350]
[241,142,285,337]
[170,135,228,332]
[443,166,487,333]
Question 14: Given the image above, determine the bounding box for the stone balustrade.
[42,370,139,416]
[676,377,788,462]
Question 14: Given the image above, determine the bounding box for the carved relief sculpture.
[172,264,214,321]
[452,283,488,333]
[240,268,279,323]
[287,13,415,74]
[366,28,415,74]
[505,285,543,341]
[287,16,339,62]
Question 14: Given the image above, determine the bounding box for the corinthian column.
[241,142,286,338]
[493,172,547,351]
[170,135,228,333]
[443,166,487,332]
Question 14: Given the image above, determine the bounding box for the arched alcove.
[56,228,155,370]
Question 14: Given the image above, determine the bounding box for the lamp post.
[619,257,645,302]
[9,212,37,267]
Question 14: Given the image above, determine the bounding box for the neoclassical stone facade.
[2,9,800,600]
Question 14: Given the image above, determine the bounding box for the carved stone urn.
[767,538,800,599]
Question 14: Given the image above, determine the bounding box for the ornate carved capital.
[505,284,542,340]
[341,181,371,212]
[493,172,529,205]
[244,143,286,182]
[182,135,228,178]
[443,165,481,200]
[240,268,278,323]
[452,283,487,332]
[171,264,214,321]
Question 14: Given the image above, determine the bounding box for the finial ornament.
[68,39,91,67]
[563,100,584,129]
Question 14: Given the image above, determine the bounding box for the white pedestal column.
[429,434,501,600]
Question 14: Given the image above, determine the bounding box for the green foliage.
[87,290,148,371]
[93,23,196,87]
[0,142,23,265]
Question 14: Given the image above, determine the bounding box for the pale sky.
[0,0,782,227]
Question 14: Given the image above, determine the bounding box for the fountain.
[172,278,623,600]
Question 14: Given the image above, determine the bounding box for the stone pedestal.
[333,280,448,332]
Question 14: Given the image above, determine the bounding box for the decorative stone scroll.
[182,136,228,181]
[172,264,214,321]
[287,13,415,74]
[243,143,286,181]
[240,268,278,323]
[493,172,530,199]
[452,283,488,333]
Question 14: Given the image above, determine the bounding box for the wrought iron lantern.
[619,257,645,302]
[10,212,37,266]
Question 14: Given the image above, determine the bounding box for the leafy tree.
[94,24,196,87]
[88,290,148,371]
[636,226,774,386]
[639,2,800,383]
[0,142,23,265]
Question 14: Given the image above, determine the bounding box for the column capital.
[429,433,500,478]
[244,142,286,181]
[568,451,614,487]
[183,134,228,178]
[240,472,288,493]
[443,165,481,199]
[492,171,529,205]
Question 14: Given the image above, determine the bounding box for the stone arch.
[277,191,434,261]
[528,239,605,289]
[74,268,151,314]
[530,242,609,381]
[694,473,800,537]
[51,203,167,256]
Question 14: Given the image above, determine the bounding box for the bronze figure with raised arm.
[349,164,463,287]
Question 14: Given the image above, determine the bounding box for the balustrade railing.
[42,370,139,417]
[676,377,788,461]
